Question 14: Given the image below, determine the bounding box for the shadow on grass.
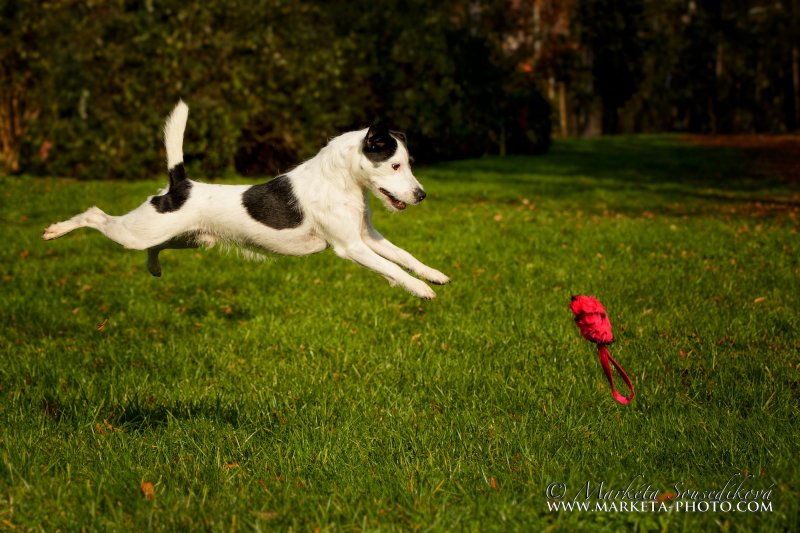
[426,135,800,215]
[113,397,253,431]
[39,393,276,432]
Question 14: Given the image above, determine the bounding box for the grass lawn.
[1,135,798,530]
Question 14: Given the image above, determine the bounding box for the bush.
[4,1,551,179]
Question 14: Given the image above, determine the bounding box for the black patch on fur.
[168,162,187,188]
[150,163,192,213]
[242,175,304,229]
[363,124,398,163]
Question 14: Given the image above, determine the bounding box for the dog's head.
[360,124,425,212]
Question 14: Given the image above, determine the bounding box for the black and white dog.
[43,102,450,299]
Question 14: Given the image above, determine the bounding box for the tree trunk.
[1,140,21,174]
[0,72,35,174]
[559,81,568,136]
[793,45,800,130]
[789,0,800,130]
[602,105,619,134]
[0,91,22,174]
[714,40,724,132]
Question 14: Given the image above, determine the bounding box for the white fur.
[164,100,188,169]
[43,102,450,299]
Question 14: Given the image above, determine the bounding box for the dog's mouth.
[379,188,407,210]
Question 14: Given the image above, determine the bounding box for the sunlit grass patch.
[1,136,797,530]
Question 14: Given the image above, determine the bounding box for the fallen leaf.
[41,400,60,418]
[657,491,677,503]
[753,297,766,304]
[96,318,108,331]
[490,477,499,490]
[140,481,155,500]
[20,250,29,258]
[225,462,240,470]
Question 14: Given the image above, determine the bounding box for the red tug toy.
[570,295,635,405]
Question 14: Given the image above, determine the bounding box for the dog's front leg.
[363,227,450,285]
[333,241,436,299]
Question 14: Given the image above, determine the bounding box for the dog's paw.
[146,256,162,277]
[424,269,450,286]
[407,279,436,300]
[42,223,67,240]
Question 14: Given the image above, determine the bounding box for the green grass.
[1,135,798,530]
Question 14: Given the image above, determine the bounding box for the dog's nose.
[414,188,426,203]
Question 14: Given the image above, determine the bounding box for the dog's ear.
[390,130,407,146]
[364,124,392,152]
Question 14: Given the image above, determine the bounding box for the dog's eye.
[392,163,400,171]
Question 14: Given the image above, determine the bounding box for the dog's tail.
[164,100,189,187]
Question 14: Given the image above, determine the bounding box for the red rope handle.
[597,345,634,405]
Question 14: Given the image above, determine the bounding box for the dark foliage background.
[1,0,550,179]
[534,0,800,137]
[1,1,798,179]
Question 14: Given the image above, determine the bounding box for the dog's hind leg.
[43,206,114,241]
[146,247,165,277]
[43,206,178,250]
[146,233,212,277]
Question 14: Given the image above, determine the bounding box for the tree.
[576,0,645,134]
[3,0,553,178]
[0,2,48,173]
